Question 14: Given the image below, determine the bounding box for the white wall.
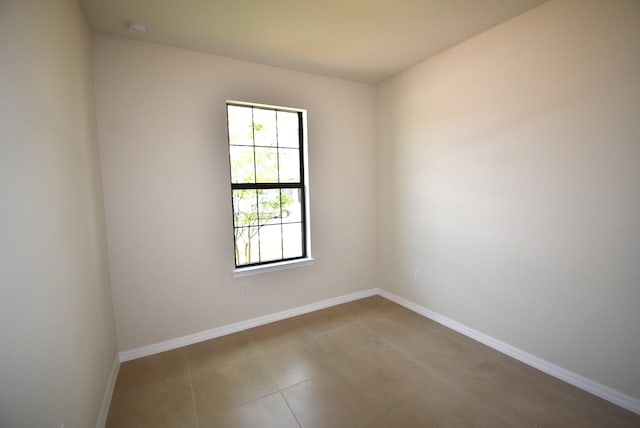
[0,1,118,427]
[378,0,640,400]
[93,36,378,352]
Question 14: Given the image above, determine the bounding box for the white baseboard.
[377,289,640,416]
[118,288,378,362]
[96,356,120,428]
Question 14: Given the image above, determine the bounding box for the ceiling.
[81,0,547,83]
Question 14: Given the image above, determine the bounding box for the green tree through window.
[227,102,307,267]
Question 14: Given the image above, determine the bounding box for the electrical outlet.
[413,269,421,281]
[241,282,248,295]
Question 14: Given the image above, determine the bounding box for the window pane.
[258,189,281,225]
[229,146,255,183]
[282,223,303,259]
[235,226,259,265]
[253,108,277,147]
[255,147,279,182]
[278,148,300,182]
[232,190,257,227]
[281,189,302,223]
[228,105,254,146]
[259,225,283,262]
[277,111,299,148]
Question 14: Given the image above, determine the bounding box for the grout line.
[278,377,316,393]
[382,333,514,425]
[185,359,200,428]
[360,317,519,426]
[279,390,303,428]
[111,374,189,398]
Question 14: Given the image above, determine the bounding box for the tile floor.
[107,296,640,427]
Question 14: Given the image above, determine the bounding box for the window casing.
[226,101,309,269]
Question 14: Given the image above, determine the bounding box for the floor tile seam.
[429,325,495,358]
[394,311,442,329]
[246,334,312,354]
[185,358,200,428]
[372,305,436,323]
[300,319,359,337]
[357,381,451,427]
[420,329,575,400]
[231,389,289,411]
[355,317,434,348]
[188,358,280,419]
[189,350,274,377]
[186,345,259,365]
[258,341,332,391]
[113,373,192,398]
[300,308,356,336]
[279,376,317,395]
[278,390,303,428]
[448,364,570,428]
[257,356,284,395]
[198,389,285,423]
[316,342,393,364]
[376,333,454,386]
[462,355,568,398]
[356,321,389,344]
[380,315,441,334]
[243,321,311,344]
[307,320,367,342]
[441,376,523,428]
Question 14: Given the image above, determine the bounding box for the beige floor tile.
[260,337,334,389]
[191,355,278,420]
[315,324,391,359]
[185,333,255,373]
[107,377,195,428]
[390,306,442,328]
[295,304,357,335]
[334,300,379,321]
[568,389,640,427]
[244,317,310,352]
[433,325,574,399]
[364,384,511,428]
[452,359,567,426]
[357,296,403,314]
[282,373,386,428]
[332,347,443,409]
[491,353,575,396]
[536,395,638,428]
[397,329,487,380]
[359,309,433,345]
[198,392,299,428]
[114,349,189,395]
[337,296,401,321]
[431,324,497,357]
[106,297,640,427]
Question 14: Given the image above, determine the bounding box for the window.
[226,101,310,270]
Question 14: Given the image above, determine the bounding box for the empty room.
[1,0,639,427]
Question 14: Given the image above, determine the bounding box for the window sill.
[232,257,314,278]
